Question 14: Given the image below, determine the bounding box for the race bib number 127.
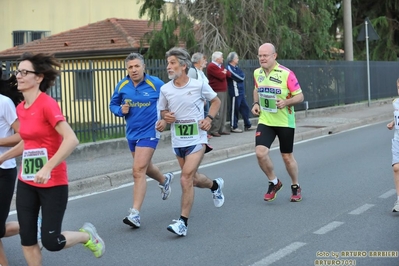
[174,120,199,140]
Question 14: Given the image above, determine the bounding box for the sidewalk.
[64,98,393,197]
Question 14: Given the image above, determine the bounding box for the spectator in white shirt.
[188,53,212,139]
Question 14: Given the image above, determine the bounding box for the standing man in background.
[252,43,304,202]
[226,52,256,133]
[188,53,212,139]
[109,53,174,229]
[207,51,231,137]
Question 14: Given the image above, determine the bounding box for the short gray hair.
[191,52,204,63]
[165,47,192,73]
[125,53,145,65]
[226,52,238,63]
[211,51,223,61]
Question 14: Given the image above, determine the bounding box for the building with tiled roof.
[0,18,161,60]
[0,0,155,51]
[0,17,169,130]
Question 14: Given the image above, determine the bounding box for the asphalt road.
[4,121,399,266]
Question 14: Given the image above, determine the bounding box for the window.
[12,31,50,46]
[48,76,62,100]
[13,32,25,46]
[74,70,93,100]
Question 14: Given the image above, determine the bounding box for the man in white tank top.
[158,47,225,236]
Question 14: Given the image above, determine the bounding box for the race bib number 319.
[21,148,49,181]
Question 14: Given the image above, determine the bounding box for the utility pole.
[357,17,379,107]
[343,0,354,61]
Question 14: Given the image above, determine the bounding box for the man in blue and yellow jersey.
[251,43,304,202]
[109,53,174,229]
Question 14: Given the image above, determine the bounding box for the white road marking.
[313,221,344,235]
[348,204,375,215]
[379,189,397,199]
[250,242,307,266]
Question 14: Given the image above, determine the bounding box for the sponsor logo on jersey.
[125,99,151,108]
[257,87,282,94]
[269,73,282,84]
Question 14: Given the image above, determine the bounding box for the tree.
[138,0,338,59]
[334,0,399,61]
[138,0,196,59]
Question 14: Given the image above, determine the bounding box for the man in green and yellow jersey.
[251,43,304,202]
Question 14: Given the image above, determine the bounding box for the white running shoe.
[123,208,140,228]
[392,200,399,212]
[212,178,225,207]
[167,219,187,236]
[159,172,174,200]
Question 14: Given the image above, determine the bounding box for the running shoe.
[159,172,174,200]
[37,216,43,250]
[264,179,283,201]
[393,200,399,212]
[123,208,140,228]
[167,219,187,236]
[79,222,105,258]
[212,178,225,207]
[290,184,302,202]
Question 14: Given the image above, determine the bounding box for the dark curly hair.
[18,52,61,92]
[0,67,23,106]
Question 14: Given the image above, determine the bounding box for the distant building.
[0,0,155,51]
[0,18,160,60]
[0,18,163,127]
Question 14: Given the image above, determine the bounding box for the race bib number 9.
[259,93,277,113]
[21,148,49,181]
[174,120,199,140]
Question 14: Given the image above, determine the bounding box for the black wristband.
[252,101,259,107]
[206,114,214,120]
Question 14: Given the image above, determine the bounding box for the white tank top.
[0,95,17,169]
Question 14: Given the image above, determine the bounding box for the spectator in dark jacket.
[207,51,231,137]
[226,52,256,132]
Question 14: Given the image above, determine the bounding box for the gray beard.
[168,72,181,80]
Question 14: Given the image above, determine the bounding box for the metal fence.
[2,58,398,142]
